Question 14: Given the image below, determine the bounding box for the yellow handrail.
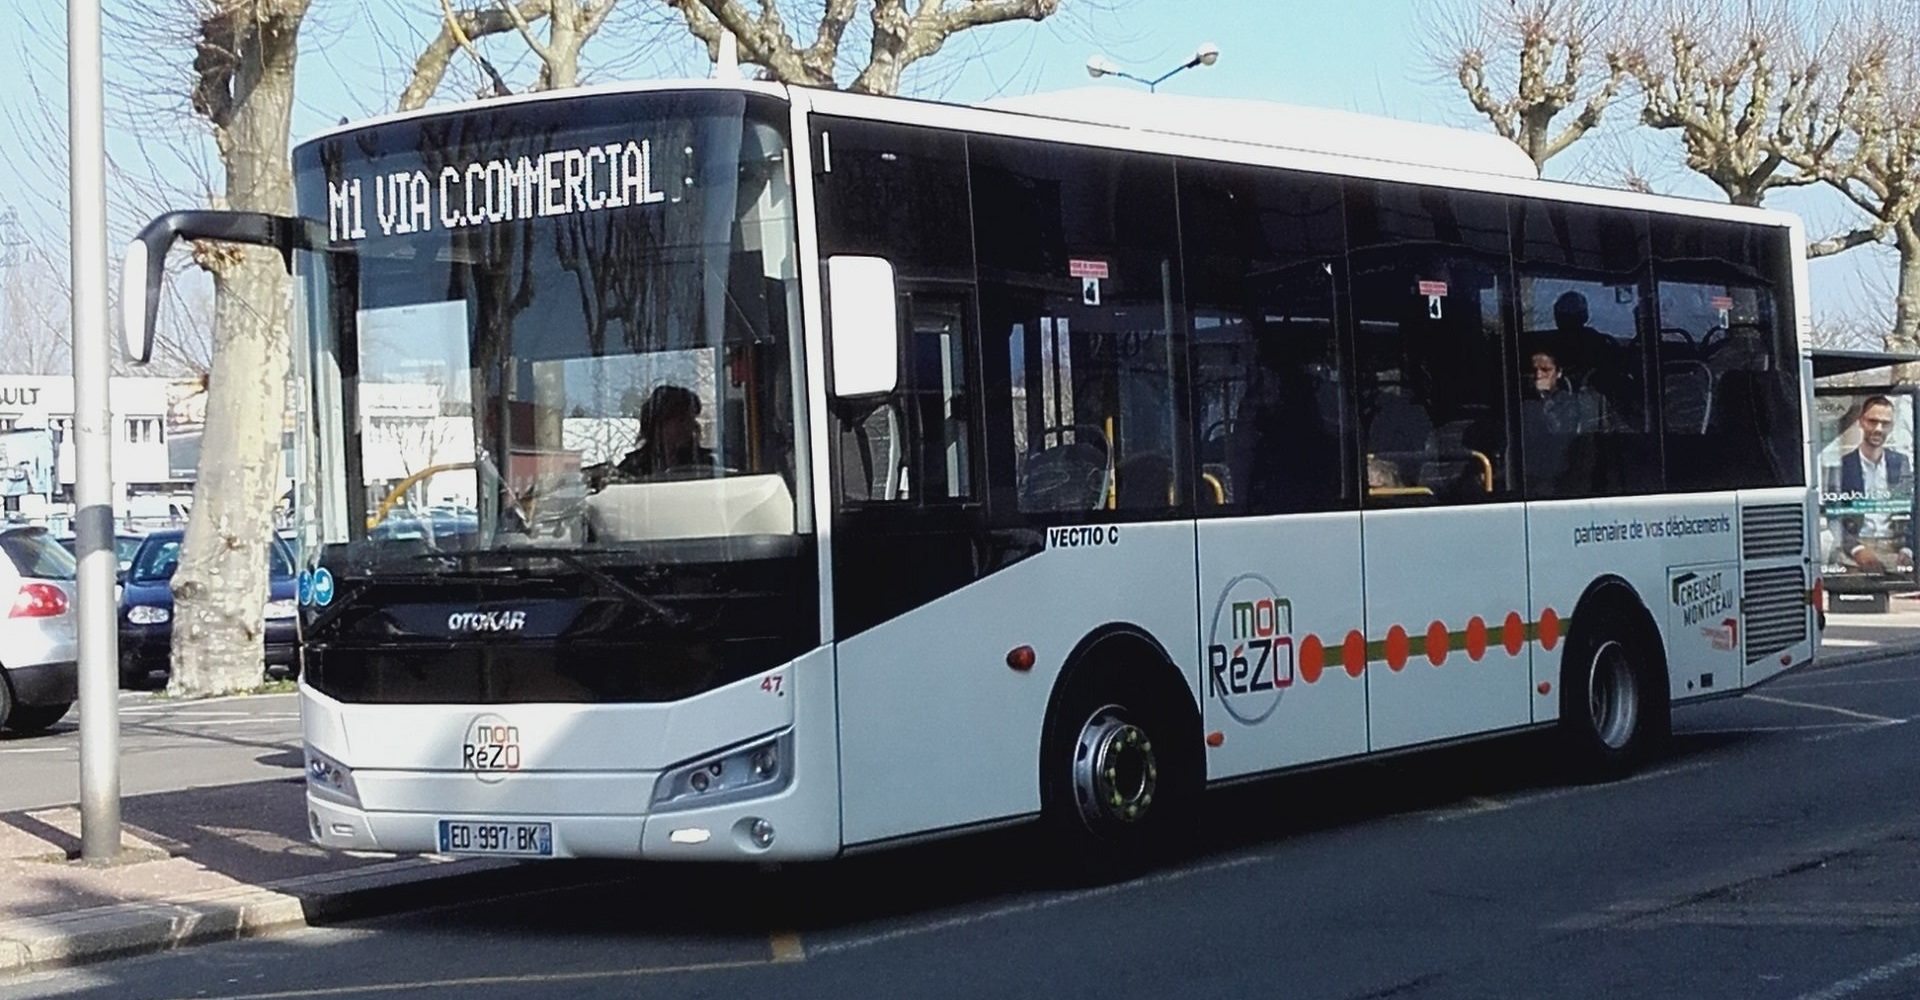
[367,461,476,529]
[1200,472,1226,505]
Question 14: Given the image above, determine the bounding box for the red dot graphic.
[1343,630,1367,678]
[1503,612,1525,656]
[1386,626,1409,671]
[1300,635,1325,684]
[1539,608,1561,650]
[1426,620,1450,666]
[1465,617,1488,661]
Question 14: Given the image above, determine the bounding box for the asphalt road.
[5,651,1919,1000]
[0,692,300,812]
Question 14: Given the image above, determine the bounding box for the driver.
[613,384,714,480]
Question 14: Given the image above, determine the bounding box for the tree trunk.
[545,4,581,89]
[1893,226,1920,384]
[170,5,305,698]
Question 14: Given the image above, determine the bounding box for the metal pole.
[69,0,120,862]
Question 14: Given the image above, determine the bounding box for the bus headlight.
[652,732,791,812]
[305,747,360,807]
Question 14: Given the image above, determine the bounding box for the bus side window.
[1651,216,1801,491]
[1511,199,1659,500]
[815,118,979,508]
[1178,159,1352,516]
[1346,181,1515,505]
[969,135,1185,521]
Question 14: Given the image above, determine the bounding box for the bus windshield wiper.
[408,549,689,628]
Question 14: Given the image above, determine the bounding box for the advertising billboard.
[1815,387,1919,594]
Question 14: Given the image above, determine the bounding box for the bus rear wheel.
[1040,669,1197,879]
[1558,604,1667,777]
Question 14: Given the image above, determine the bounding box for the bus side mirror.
[826,256,899,399]
[120,210,327,366]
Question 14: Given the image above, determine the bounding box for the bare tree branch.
[1422,0,1631,172]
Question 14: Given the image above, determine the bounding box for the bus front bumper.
[298,646,841,862]
[305,780,839,861]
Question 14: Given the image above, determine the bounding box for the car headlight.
[651,732,791,812]
[305,747,360,807]
[265,598,297,620]
[126,605,171,625]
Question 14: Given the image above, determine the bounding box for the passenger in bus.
[610,384,715,480]
[1526,349,1600,434]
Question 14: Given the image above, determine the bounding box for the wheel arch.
[1040,623,1201,761]
[1562,574,1671,706]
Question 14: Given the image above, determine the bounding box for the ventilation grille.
[1744,566,1808,664]
[1742,504,1805,560]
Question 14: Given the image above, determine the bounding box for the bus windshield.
[292,90,806,575]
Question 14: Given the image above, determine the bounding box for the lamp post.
[1085,43,1220,92]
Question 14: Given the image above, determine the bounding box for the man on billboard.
[1835,395,1914,572]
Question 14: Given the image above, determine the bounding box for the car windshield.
[0,528,78,580]
[130,538,296,584]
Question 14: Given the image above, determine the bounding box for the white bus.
[124,80,1819,871]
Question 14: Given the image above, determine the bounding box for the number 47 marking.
[761,675,785,696]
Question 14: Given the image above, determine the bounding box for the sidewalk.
[0,778,544,977]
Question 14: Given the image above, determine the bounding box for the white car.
[0,526,78,734]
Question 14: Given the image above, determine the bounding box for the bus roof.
[297,78,1800,236]
[979,88,1542,181]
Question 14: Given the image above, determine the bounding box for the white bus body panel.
[1362,504,1534,749]
[835,522,1200,846]
[1526,493,1744,712]
[301,645,842,861]
[1197,512,1367,778]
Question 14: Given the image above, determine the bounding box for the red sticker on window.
[1069,259,1110,280]
[1416,280,1449,297]
[1711,295,1735,310]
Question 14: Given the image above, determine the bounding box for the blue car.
[118,530,300,689]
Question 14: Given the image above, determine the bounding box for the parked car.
[118,530,299,689]
[54,531,147,576]
[0,526,78,734]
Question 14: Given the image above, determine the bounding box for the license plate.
[437,820,553,857]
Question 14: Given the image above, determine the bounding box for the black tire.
[0,672,13,733]
[1558,600,1669,778]
[5,702,71,735]
[1039,662,1201,881]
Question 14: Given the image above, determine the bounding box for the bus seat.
[585,474,795,542]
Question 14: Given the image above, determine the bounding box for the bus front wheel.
[1040,664,1199,879]
[1557,601,1669,778]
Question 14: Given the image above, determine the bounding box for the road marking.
[150,958,773,1000]
[1793,949,1920,1000]
[1818,638,1876,648]
[1776,676,1920,692]
[806,852,1270,958]
[0,746,70,755]
[1748,693,1906,725]
[1690,723,1872,735]
[770,930,806,963]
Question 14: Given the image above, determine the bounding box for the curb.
[0,854,559,979]
[1812,636,1920,671]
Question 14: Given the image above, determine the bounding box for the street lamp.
[1085,43,1220,92]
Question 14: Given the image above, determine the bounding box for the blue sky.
[0,0,1893,327]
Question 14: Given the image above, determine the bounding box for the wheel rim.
[1586,639,1640,750]
[1071,705,1159,830]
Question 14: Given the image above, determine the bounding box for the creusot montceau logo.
[447,610,529,633]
